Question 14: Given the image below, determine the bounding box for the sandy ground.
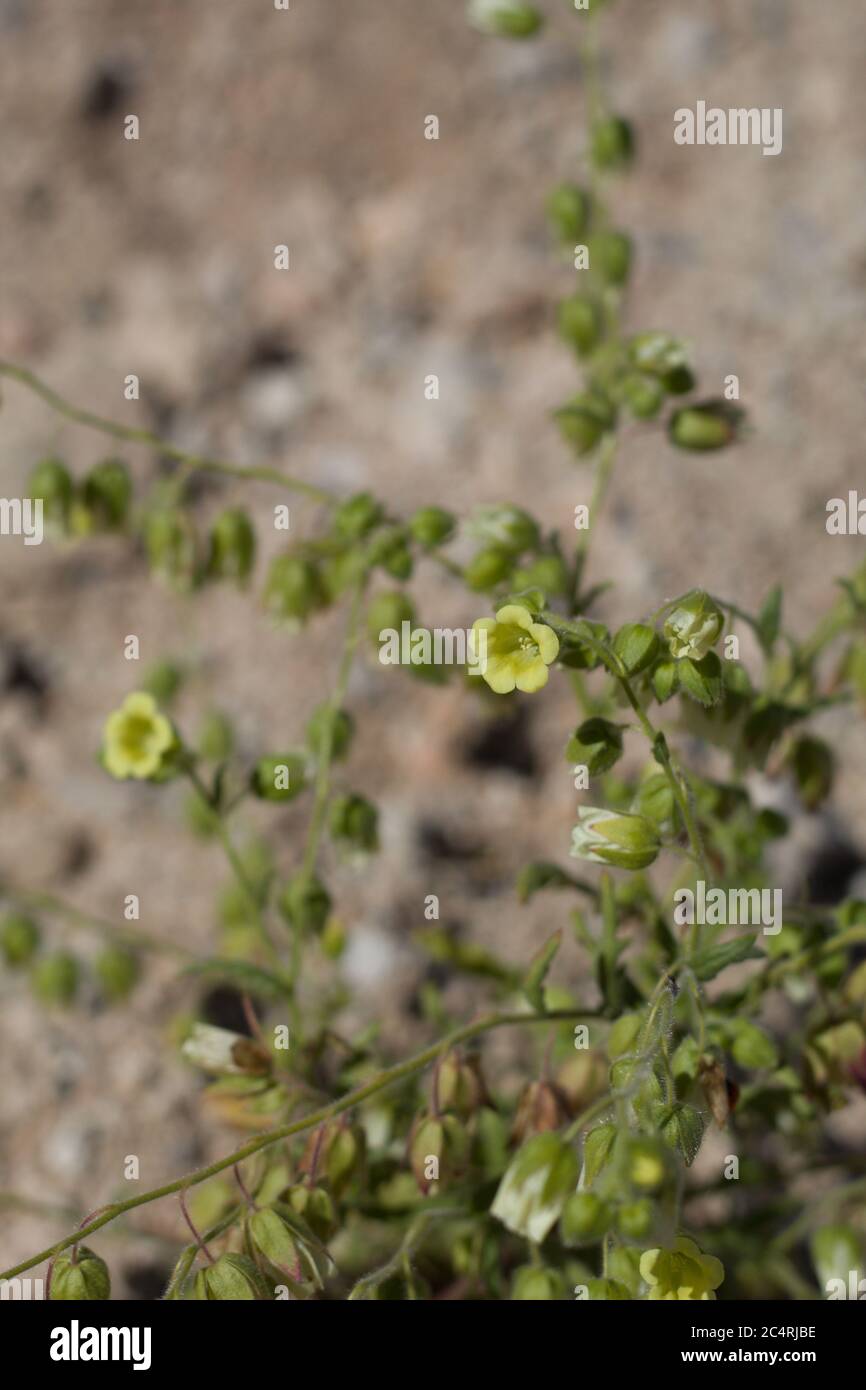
[2,0,866,1293]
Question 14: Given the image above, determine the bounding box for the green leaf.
[671,1035,702,1080]
[660,1103,705,1166]
[516,861,596,903]
[583,1124,617,1186]
[691,934,763,982]
[756,585,783,655]
[677,653,722,707]
[730,1021,778,1070]
[612,623,659,675]
[523,929,562,1012]
[182,958,289,1000]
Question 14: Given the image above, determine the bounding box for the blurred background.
[1,0,865,1294]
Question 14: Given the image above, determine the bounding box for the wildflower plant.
[2,0,866,1308]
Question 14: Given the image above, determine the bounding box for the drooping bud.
[491,1132,579,1241]
[28,457,74,531]
[366,590,415,641]
[285,1183,338,1241]
[328,793,379,857]
[554,390,616,456]
[587,230,632,286]
[81,458,131,530]
[264,552,327,626]
[546,183,592,243]
[144,508,200,589]
[50,1247,110,1300]
[192,1252,271,1300]
[94,944,139,1002]
[408,1112,470,1193]
[570,807,660,871]
[619,372,664,419]
[469,504,540,554]
[434,1050,489,1118]
[332,491,384,541]
[663,590,724,660]
[560,1191,613,1246]
[368,525,413,581]
[785,735,834,811]
[300,1120,366,1197]
[511,1265,566,1299]
[464,545,513,591]
[32,951,79,1006]
[467,0,544,38]
[305,703,354,763]
[182,1023,271,1076]
[511,1080,570,1141]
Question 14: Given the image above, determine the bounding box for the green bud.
[81,458,131,529]
[546,184,592,243]
[664,590,724,660]
[561,1191,612,1246]
[468,0,543,39]
[588,230,632,286]
[619,372,664,420]
[197,1252,271,1300]
[208,508,256,583]
[302,1120,366,1197]
[328,792,379,856]
[251,752,308,802]
[464,545,513,591]
[557,294,604,357]
[632,771,677,829]
[554,391,616,456]
[286,1184,338,1241]
[408,506,456,548]
[333,491,384,541]
[651,659,679,702]
[305,703,354,762]
[511,1265,566,1299]
[0,912,40,966]
[368,524,413,580]
[591,115,634,170]
[94,945,139,1002]
[628,332,690,379]
[491,1132,579,1241]
[617,1198,654,1240]
[278,873,332,935]
[669,401,742,450]
[264,553,327,625]
[566,717,623,775]
[28,457,73,530]
[623,1136,669,1191]
[366,590,415,640]
[197,709,234,762]
[786,735,834,811]
[142,660,183,702]
[50,1247,110,1300]
[320,915,346,959]
[435,1050,489,1118]
[612,622,659,674]
[32,951,79,1006]
[570,807,660,871]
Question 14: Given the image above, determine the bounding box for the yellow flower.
[639,1236,724,1301]
[470,604,559,694]
[103,692,176,780]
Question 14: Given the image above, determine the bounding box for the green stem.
[0,886,198,960]
[0,360,335,505]
[0,1006,599,1282]
[572,432,617,613]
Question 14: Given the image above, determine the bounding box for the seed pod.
[557,294,604,357]
[366,590,415,640]
[587,230,632,285]
[566,717,624,775]
[464,545,513,591]
[561,1191,613,1246]
[50,1247,110,1300]
[408,506,456,548]
[510,553,570,598]
[469,504,539,553]
[408,1112,470,1193]
[468,0,544,39]
[511,1265,566,1299]
[328,793,379,857]
[619,372,664,419]
[547,183,592,243]
[554,390,616,456]
[28,456,74,530]
[669,400,743,450]
[0,912,41,966]
[32,951,79,1006]
[617,1197,654,1240]
[434,1049,490,1118]
[591,115,634,170]
[583,1277,631,1300]
[94,944,139,1002]
[208,508,256,583]
[264,552,328,625]
[277,873,332,935]
[285,1184,338,1241]
[632,771,678,831]
[368,525,413,581]
[251,752,308,802]
[301,1120,366,1197]
[305,704,354,762]
[333,491,384,541]
[81,458,131,529]
[144,508,200,588]
[511,1080,570,1141]
[570,807,661,871]
[195,1252,272,1300]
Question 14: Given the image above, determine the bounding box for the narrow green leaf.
[523,929,562,1012]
